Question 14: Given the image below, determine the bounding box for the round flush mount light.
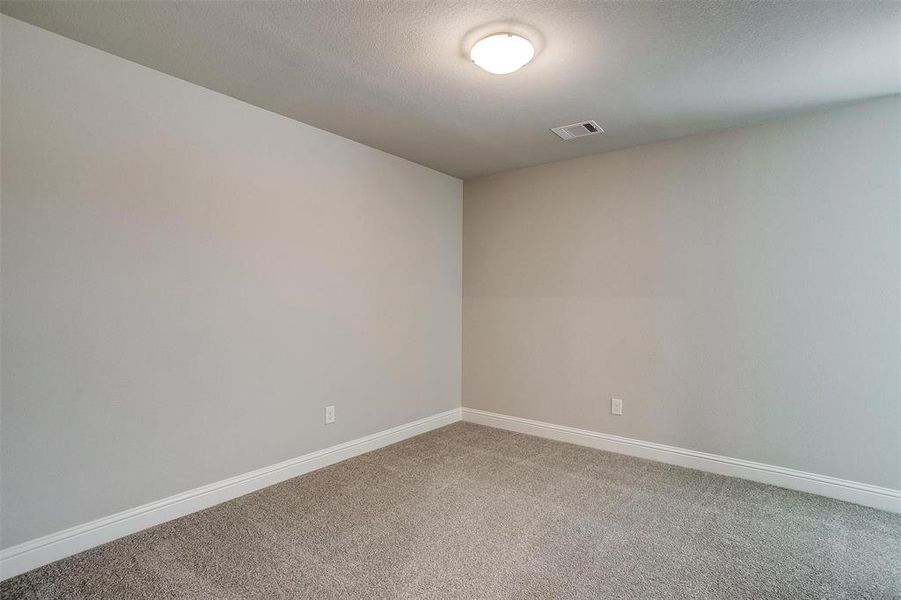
[470,33,534,75]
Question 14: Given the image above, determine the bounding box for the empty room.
[1,1,899,598]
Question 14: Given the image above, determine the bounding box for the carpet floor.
[3,422,900,599]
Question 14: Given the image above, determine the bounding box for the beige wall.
[1,16,461,548]
[464,96,900,488]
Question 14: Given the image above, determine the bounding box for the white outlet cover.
[325,405,335,424]
[611,398,623,415]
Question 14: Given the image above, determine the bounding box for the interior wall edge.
[462,407,901,514]
[0,408,463,582]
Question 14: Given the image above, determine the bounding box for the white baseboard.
[0,407,462,581]
[462,407,901,514]
[4,405,897,581]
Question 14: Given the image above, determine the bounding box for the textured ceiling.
[2,1,900,179]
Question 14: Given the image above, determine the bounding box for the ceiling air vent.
[551,120,604,140]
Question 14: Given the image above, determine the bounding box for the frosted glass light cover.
[470,33,534,75]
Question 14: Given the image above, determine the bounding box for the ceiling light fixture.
[470,33,534,75]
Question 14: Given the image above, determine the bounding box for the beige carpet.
[3,422,900,599]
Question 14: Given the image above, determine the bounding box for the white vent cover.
[551,120,604,140]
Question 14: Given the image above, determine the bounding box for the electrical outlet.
[325,405,335,424]
[611,398,623,416]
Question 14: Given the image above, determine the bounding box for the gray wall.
[1,16,462,548]
[464,96,901,489]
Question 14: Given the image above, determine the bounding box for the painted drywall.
[464,95,901,489]
[0,16,461,548]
